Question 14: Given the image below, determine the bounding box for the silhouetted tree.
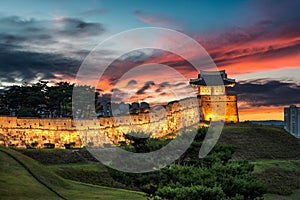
[0,81,99,118]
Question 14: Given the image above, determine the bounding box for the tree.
[0,93,9,115]
[1,81,99,118]
[17,107,38,117]
[45,82,74,118]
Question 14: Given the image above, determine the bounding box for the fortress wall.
[14,118,74,130]
[0,117,74,130]
[0,97,201,148]
[0,116,18,128]
[0,128,82,148]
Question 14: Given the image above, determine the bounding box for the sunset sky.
[0,0,300,121]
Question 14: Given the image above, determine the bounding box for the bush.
[44,143,55,149]
[64,142,75,149]
[156,185,225,200]
[108,128,267,200]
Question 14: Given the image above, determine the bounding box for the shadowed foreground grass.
[0,146,146,200]
[264,189,300,200]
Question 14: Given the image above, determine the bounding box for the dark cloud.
[0,46,80,86]
[111,88,121,92]
[57,18,105,37]
[159,82,170,87]
[155,82,170,93]
[0,15,107,87]
[119,50,150,63]
[127,79,137,86]
[154,81,189,95]
[0,16,105,47]
[174,82,187,87]
[110,88,129,103]
[145,81,155,85]
[229,79,300,107]
[98,93,112,102]
[136,81,155,95]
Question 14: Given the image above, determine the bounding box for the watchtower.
[190,70,239,122]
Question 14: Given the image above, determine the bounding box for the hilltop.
[218,124,300,160]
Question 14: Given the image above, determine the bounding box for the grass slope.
[218,124,300,199]
[0,146,146,200]
[219,124,300,160]
[264,189,300,200]
[0,151,58,200]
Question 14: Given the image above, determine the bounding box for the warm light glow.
[238,106,284,121]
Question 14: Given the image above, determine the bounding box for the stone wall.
[200,95,239,123]
[0,98,200,148]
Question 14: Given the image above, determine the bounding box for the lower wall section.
[199,95,239,123]
[0,128,82,148]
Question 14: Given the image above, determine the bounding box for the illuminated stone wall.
[0,98,200,148]
[200,95,239,123]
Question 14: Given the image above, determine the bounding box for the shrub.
[108,128,267,199]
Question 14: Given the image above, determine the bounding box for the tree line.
[0,81,98,118]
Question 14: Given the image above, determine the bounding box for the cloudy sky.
[0,0,300,121]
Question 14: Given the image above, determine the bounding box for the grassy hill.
[2,124,300,199]
[219,124,300,160]
[0,146,146,200]
[216,124,300,199]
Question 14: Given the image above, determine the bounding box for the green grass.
[219,124,300,160]
[250,159,300,198]
[254,159,300,173]
[52,163,130,190]
[47,162,107,172]
[0,151,59,200]
[18,148,88,164]
[264,189,300,200]
[0,146,146,200]
[218,124,300,198]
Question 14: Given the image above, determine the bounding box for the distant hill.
[218,124,300,160]
[249,120,284,127]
